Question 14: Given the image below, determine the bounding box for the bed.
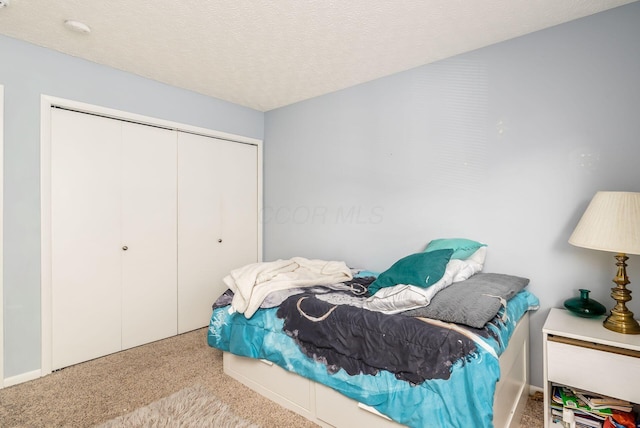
[207,239,539,428]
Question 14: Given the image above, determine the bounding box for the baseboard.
[529,385,543,395]
[3,369,42,388]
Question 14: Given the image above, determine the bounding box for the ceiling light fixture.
[64,19,91,34]
[0,0,10,9]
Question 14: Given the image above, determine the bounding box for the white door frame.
[1,84,5,388]
[40,95,263,376]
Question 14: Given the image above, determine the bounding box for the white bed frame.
[223,312,530,428]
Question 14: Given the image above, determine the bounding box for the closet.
[48,107,258,370]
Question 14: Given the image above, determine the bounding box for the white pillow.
[451,246,486,282]
[363,284,431,314]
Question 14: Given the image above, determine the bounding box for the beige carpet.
[0,328,543,427]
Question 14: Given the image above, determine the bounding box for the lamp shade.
[569,191,640,255]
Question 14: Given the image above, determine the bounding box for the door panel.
[177,133,258,332]
[121,122,177,349]
[212,139,259,291]
[51,109,122,369]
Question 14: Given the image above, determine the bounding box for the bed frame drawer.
[546,336,640,403]
[223,353,313,415]
[315,382,404,428]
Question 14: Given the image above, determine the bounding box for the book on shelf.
[550,383,637,428]
[573,389,633,413]
[552,384,612,418]
[551,406,603,428]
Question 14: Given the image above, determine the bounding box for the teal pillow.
[367,249,453,296]
[424,238,486,260]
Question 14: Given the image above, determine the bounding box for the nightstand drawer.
[546,338,640,403]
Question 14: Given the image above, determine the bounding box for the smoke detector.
[0,0,10,9]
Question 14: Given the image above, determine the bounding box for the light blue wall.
[0,35,263,378]
[264,3,640,389]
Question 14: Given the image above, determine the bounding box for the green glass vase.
[564,289,606,318]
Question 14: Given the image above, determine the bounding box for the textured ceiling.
[0,0,636,111]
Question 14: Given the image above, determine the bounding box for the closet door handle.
[122,246,128,251]
[217,239,222,243]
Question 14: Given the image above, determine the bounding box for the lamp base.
[603,253,640,334]
[603,311,640,334]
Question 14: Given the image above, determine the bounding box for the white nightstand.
[542,308,640,427]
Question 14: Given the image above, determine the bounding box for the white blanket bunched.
[224,257,353,318]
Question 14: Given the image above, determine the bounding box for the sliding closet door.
[120,122,177,349]
[51,109,122,370]
[51,109,179,369]
[177,133,258,333]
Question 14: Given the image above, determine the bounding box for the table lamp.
[568,191,640,334]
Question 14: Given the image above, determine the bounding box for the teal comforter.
[208,288,539,428]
